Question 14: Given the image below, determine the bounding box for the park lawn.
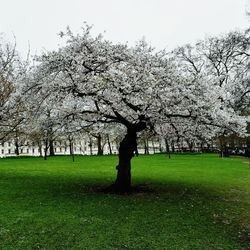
[0,154,249,249]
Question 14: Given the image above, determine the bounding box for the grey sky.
[0,0,249,56]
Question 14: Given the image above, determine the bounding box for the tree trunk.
[171,142,175,153]
[164,137,171,159]
[114,129,137,192]
[187,140,193,152]
[246,124,250,158]
[107,135,113,155]
[152,139,156,154]
[97,134,103,155]
[246,141,250,158]
[219,136,229,157]
[69,140,73,155]
[158,139,162,153]
[15,139,19,156]
[69,138,75,162]
[89,137,93,155]
[144,139,149,155]
[49,140,55,156]
[44,138,49,160]
[38,142,43,157]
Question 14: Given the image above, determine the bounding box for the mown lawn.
[0,153,249,249]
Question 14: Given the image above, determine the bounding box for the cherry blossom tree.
[22,25,248,192]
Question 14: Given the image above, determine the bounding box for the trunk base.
[109,183,132,193]
[102,184,153,194]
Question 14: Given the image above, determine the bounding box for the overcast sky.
[0,0,249,57]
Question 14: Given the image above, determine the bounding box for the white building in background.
[0,138,162,158]
[0,139,118,158]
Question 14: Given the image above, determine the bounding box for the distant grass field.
[0,153,249,249]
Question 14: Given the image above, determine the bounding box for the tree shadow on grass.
[0,172,249,249]
[0,170,241,198]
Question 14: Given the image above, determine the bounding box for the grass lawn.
[0,153,249,249]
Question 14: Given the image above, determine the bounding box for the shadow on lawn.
[0,171,236,197]
[0,171,240,208]
[0,172,250,248]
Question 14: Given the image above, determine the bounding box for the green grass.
[0,154,249,249]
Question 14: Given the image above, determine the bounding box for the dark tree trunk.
[38,142,43,157]
[15,139,19,156]
[219,136,223,157]
[44,139,49,160]
[89,137,93,155]
[152,139,156,154]
[229,137,235,150]
[107,135,113,155]
[44,150,47,160]
[144,139,149,155]
[69,138,75,162]
[97,134,103,155]
[187,140,193,152]
[114,129,137,192]
[246,141,250,158]
[158,139,162,153]
[245,124,250,158]
[219,139,224,157]
[69,141,73,155]
[171,142,175,153]
[223,147,229,157]
[219,136,229,157]
[164,137,171,159]
[49,140,55,156]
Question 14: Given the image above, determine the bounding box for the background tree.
[173,31,250,156]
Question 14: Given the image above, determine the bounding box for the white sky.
[0,0,249,57]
